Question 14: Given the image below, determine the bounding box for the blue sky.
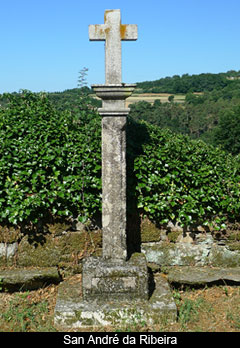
[1,0,240,93]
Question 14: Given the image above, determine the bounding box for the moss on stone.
[141,218,161,242]
[17,235,62,267]
[47,222,72,236]
[147,262,161,273]
[142,242,176,266]
[54,273,177,329]
[0,256,15,267]
[167,230,182,243]
[0,224,102,270]
[180,255,198,266]
[0,267,61,291]
[210,246,240,267]
[227,242,240,252]
[0,226,21,243]
[227,231,240,241]
[16,230,102,269]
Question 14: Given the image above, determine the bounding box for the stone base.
[82,253,149,301]
[54,273,177,329]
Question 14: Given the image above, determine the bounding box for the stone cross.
[89,9,137,84]
[54,11,177,329]
[89,10,137,260]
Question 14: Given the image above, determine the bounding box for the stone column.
[92,84,135,260]
[102,115,127,260]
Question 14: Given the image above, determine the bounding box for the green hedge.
[0,91,240,231]
[133,120,240,228]
[0,90,101,226]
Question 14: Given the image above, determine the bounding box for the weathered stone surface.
[89,9,137,84]
[209,244,240,267]
[90,11,137,260]
[93,84,135,115]
[17,235,61,267]
[1,229,239,269]
[55,10,174,330]
[142,237,240,267]
[101,115,127,260]
[0,267,61,291]
[0,242,18,259]
[54,273,177,329]
[142,242,211,266]
[167,266,240,285]
[82,253,148,301]
[91,84,136,261]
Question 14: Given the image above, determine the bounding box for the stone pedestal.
[54,257,177,329]
[82,253,149,301]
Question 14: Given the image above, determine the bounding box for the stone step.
[0,267,61,291]
[167,266,240,286]
[54,273,177,329]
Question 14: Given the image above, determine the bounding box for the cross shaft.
[89,10,137,260]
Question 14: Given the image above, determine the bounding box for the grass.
[170,285,240,332]
[90,93,186,107]
[0,286,57,332]
[0,278,239,332]
[2,292,48,332]
[126,93,186,106]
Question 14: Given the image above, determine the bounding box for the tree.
[77,67,89,90]
[214,106,240,155]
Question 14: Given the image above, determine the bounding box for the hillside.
[136,70,240,94]
[129,71,240,154]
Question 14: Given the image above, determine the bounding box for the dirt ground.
[0,273,239,332]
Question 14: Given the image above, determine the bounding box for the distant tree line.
[136,70,240,94]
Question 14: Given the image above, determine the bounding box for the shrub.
[133,120,240,228]
[0,90,101,227]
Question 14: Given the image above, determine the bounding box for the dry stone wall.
[0,218,239,269]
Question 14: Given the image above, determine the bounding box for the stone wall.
[0,218,239,269]
[0,222,102,274]
[140,218,240,267]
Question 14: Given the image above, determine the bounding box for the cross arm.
[121,24,138,41]
[89,24,107,41]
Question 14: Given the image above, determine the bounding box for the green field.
[126,93,185,107]
[90,93,186,107]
